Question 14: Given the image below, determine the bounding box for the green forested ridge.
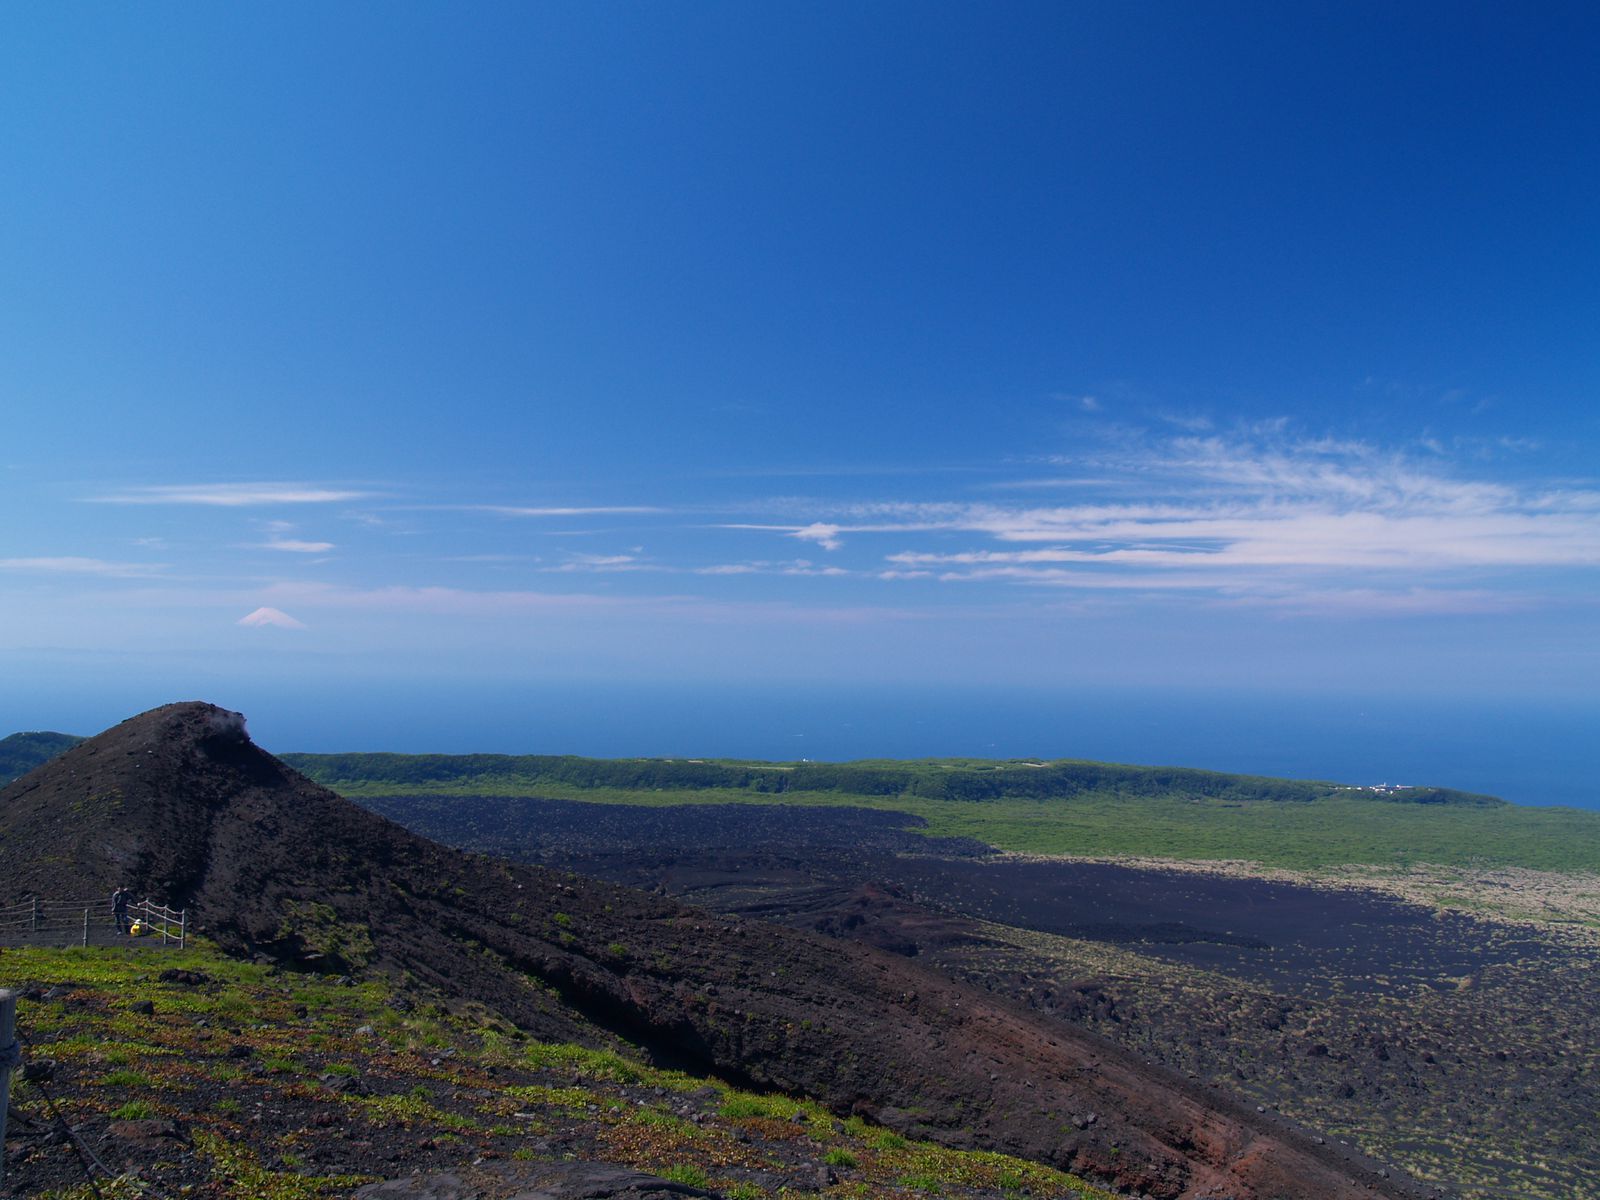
[14,730,1584,870]
[282,752,1600,873]
[281,751,1501,807]
[0,730,83,786]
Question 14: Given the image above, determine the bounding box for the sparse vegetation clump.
[0,940,1113,1199]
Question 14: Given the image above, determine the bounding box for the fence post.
[2,987,19,1190]
[180,909,187,949]
[83,907,90,947]
[30,898,39,933]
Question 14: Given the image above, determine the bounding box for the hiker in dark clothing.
[111,887,130,935]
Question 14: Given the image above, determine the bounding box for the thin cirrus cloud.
[695,560,850,577]
[257,537,336,554]
[544,553,655,573]
[725,430,1600,610]
[91,483,372,506]
[441,505,667,517]
[53,429,1599,623]
[0,556,166,577]
[718,522,856,551]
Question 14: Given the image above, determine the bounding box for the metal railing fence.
[0,896,187,948]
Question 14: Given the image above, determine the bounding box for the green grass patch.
[345,1091,475,1131]
[628,1105,700,1135]
[660,1164,709,1188]
[194,1130,371,1199]
[99,1069,156,1088]
[504,1082,611,1112]
[719,1091,801,1120]
[523,1040,655,1084]
[357,781,1600,872]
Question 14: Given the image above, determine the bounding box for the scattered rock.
[354,1173,475,1200]
[159,968,210,986]
[108,1118,187,1145]
[319,1071,368,1096]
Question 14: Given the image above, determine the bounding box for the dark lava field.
[366,792,1600,1200]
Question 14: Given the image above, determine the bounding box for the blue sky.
[3,3,1597,792]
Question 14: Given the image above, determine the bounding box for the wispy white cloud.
[93,483,371,506]
[985,476,1123,492]
[50,426,1600,625]
[790,522,844,551]
[545,553,649,573]
[694,559,850,577]
[237,606,307,629]
[719,425,1600,615]
[258,538,336,554]
[452,505,666,517]
[0,556,166,577]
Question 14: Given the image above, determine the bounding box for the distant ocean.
[248,682,1598,812]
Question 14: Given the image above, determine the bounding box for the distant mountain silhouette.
[0,702,1425,1200]
[0,729,82,787]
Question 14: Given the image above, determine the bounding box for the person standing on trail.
[111,886,130,935]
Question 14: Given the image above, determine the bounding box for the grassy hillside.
[0,941,1112,1200]
[284,753,1600,874]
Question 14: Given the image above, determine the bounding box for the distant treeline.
[280,752,1502,807]
[0,731,84,788]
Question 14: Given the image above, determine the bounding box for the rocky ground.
[0,942,1115,1200]
[358,792,1600,1200]
[2,703,1423,1200]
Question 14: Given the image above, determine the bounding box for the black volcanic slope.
[0,702,1431,1200]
